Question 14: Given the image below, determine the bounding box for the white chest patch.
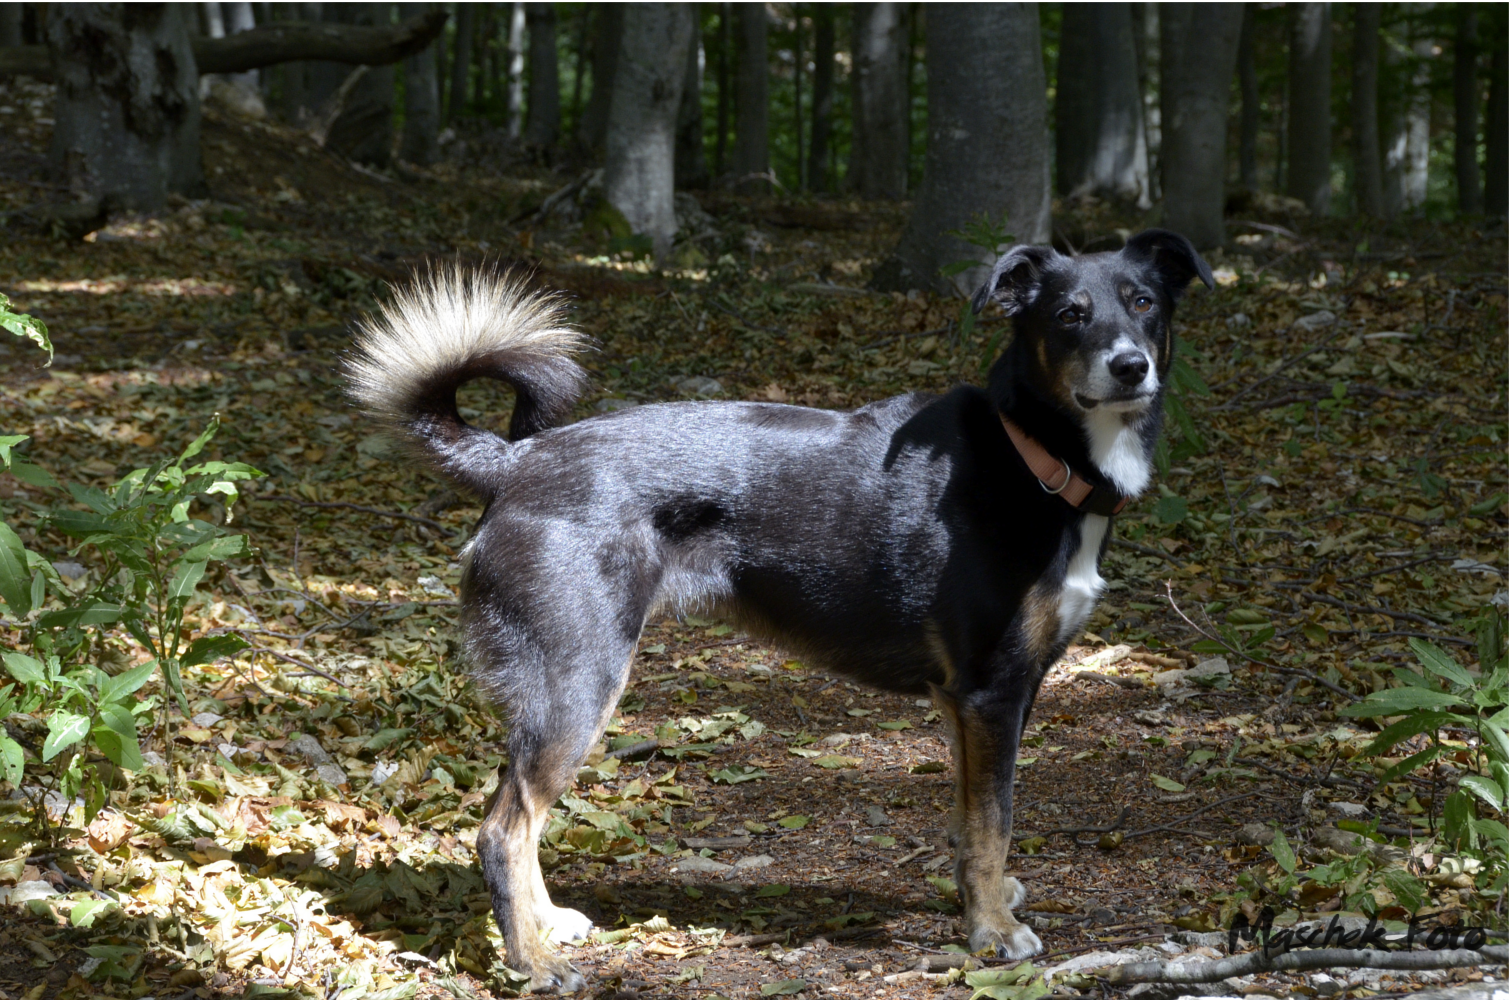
[1057,515,1108,646]
[1085,409,1151,496]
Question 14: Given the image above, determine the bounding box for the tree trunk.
[848,2,907,199]
[1453,5,1481,214]
[400,1,439,164]
[871,3,1049,295]
[47,4,203,211]
[1285,3,1332,215]
[1237,3,1259,192]
[1351,2,1383,217]
[731,2,768,188]
[1486,45,1507,217]
[1160,5,1242,249]
[1055,3,1149,205]
[808,3,834,192]
[675,9,708,188]
[448,1,474,119]
[1131,2,1161,199]
[714,3,730,176]
[1403,36,1434,212]
[568,4,589,132]
[321,3,393,166]
[0,5,21,48]
[222,1,259,91]
[793,10,804,189]
[580,3,624,152]
[506,2,526,139]
[603,2,693,262]
[524,2,559,148]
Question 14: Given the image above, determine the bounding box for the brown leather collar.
[999,414,1129,516]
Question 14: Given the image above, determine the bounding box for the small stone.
[674,855,732,873]
[1238,823,1275,846]
[1225,313,1251,328]
[51,561,86,580]
[1089,906,1117,926]
[1311,974,1342,997]
[1325,801,1368,818]
[674,375,724,396]
[141,751,167,769]
[289,734,333,765]
[865,805,891,827]
[1295,310,1337,331]
[0,880,59,904]
[732,854,774,870]
[315,763,349,786]
[191,712,224,728]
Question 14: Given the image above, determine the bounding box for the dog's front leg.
[939,681,1042,959]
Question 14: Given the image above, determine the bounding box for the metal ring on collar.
[1039,458,1072,495]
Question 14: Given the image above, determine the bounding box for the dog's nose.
[1108,352,1150,386]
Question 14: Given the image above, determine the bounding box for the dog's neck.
[988,351,1159,499]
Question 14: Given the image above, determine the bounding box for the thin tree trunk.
[1055,3,1149,205]
[1161,5,1243,249]
[222,1,259,91]
[1486,45,1507,217]
[580,3,624,152]
[524,2,559,148]
[675,8,707,188]
[400,1,439,164]
[569,3,589,134]
[506,1,526,139]
[0,5,21,48]
[47,4,204,211]
[478,3,496,109]
[1286,2,1332,215]
[871,3,1050,295]
[714,3,730,177]
[848,2,907,199]
[1131,2,1161,200]
[1238,3,1259,192]
[1352,2,1384,217]
[322,3,394,166]
[807,3,834,193]
[449,1,474,120]
[793,9,804,190]
[1403,35,1434,211]
[604,2,694,262]
[731,2,768,188]
[1453,5,1481,214]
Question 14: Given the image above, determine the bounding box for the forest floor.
[0,84,1506,1000]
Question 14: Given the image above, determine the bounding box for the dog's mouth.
[1075,391,1153,411]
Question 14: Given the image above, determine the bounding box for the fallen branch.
[511,169,596,224]
[1126,793,1252,839]
[1098,944,1508,985]
[260,494,457,536]
[1112,537,1187,568]
[603,739,658,760]
[1016,805,1131,843]
[1215,326,1347,410]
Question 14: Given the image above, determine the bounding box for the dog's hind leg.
[476,640,638,992]
[935,682,1043,960]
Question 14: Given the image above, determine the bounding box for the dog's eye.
[1056,307,1079,325]
[1133,296,1153,313]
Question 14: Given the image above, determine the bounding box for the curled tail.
[346,267,588,497]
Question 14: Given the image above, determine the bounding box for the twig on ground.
[603,739,658,760]
[1016,805,1131,843]
[1111,538,1186,568]
[1040,934,1168,960]
[261,494,457,536]
[1126,793,1251,839]
[1215,327,1346,410]
[246,644,350,688]
[1097,944,1508,985]
[1162,581,1362,702]
[706,298,786,335]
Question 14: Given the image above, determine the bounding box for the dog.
[347,229,1212,992]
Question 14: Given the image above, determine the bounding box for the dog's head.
[973,229,1213,416]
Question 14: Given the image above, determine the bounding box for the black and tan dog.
[347,230,1212,991]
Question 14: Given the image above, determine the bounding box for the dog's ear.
[1122,229,1215,301]
[971,244,1057,315]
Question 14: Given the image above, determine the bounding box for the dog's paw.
[968,922,1042,961]
[523,956,586,994]
[1001,875,1027,910]
[539,905,593,945]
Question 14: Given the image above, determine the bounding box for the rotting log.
[0,10,447,81]
[1098,944,1509,985]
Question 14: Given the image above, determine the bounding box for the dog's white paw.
[538,905,594,944]
[1002,875,1027,910]
[968,922,1043,960]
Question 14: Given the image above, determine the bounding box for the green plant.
[0,301,262,830]
[1340,625,1508,888]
